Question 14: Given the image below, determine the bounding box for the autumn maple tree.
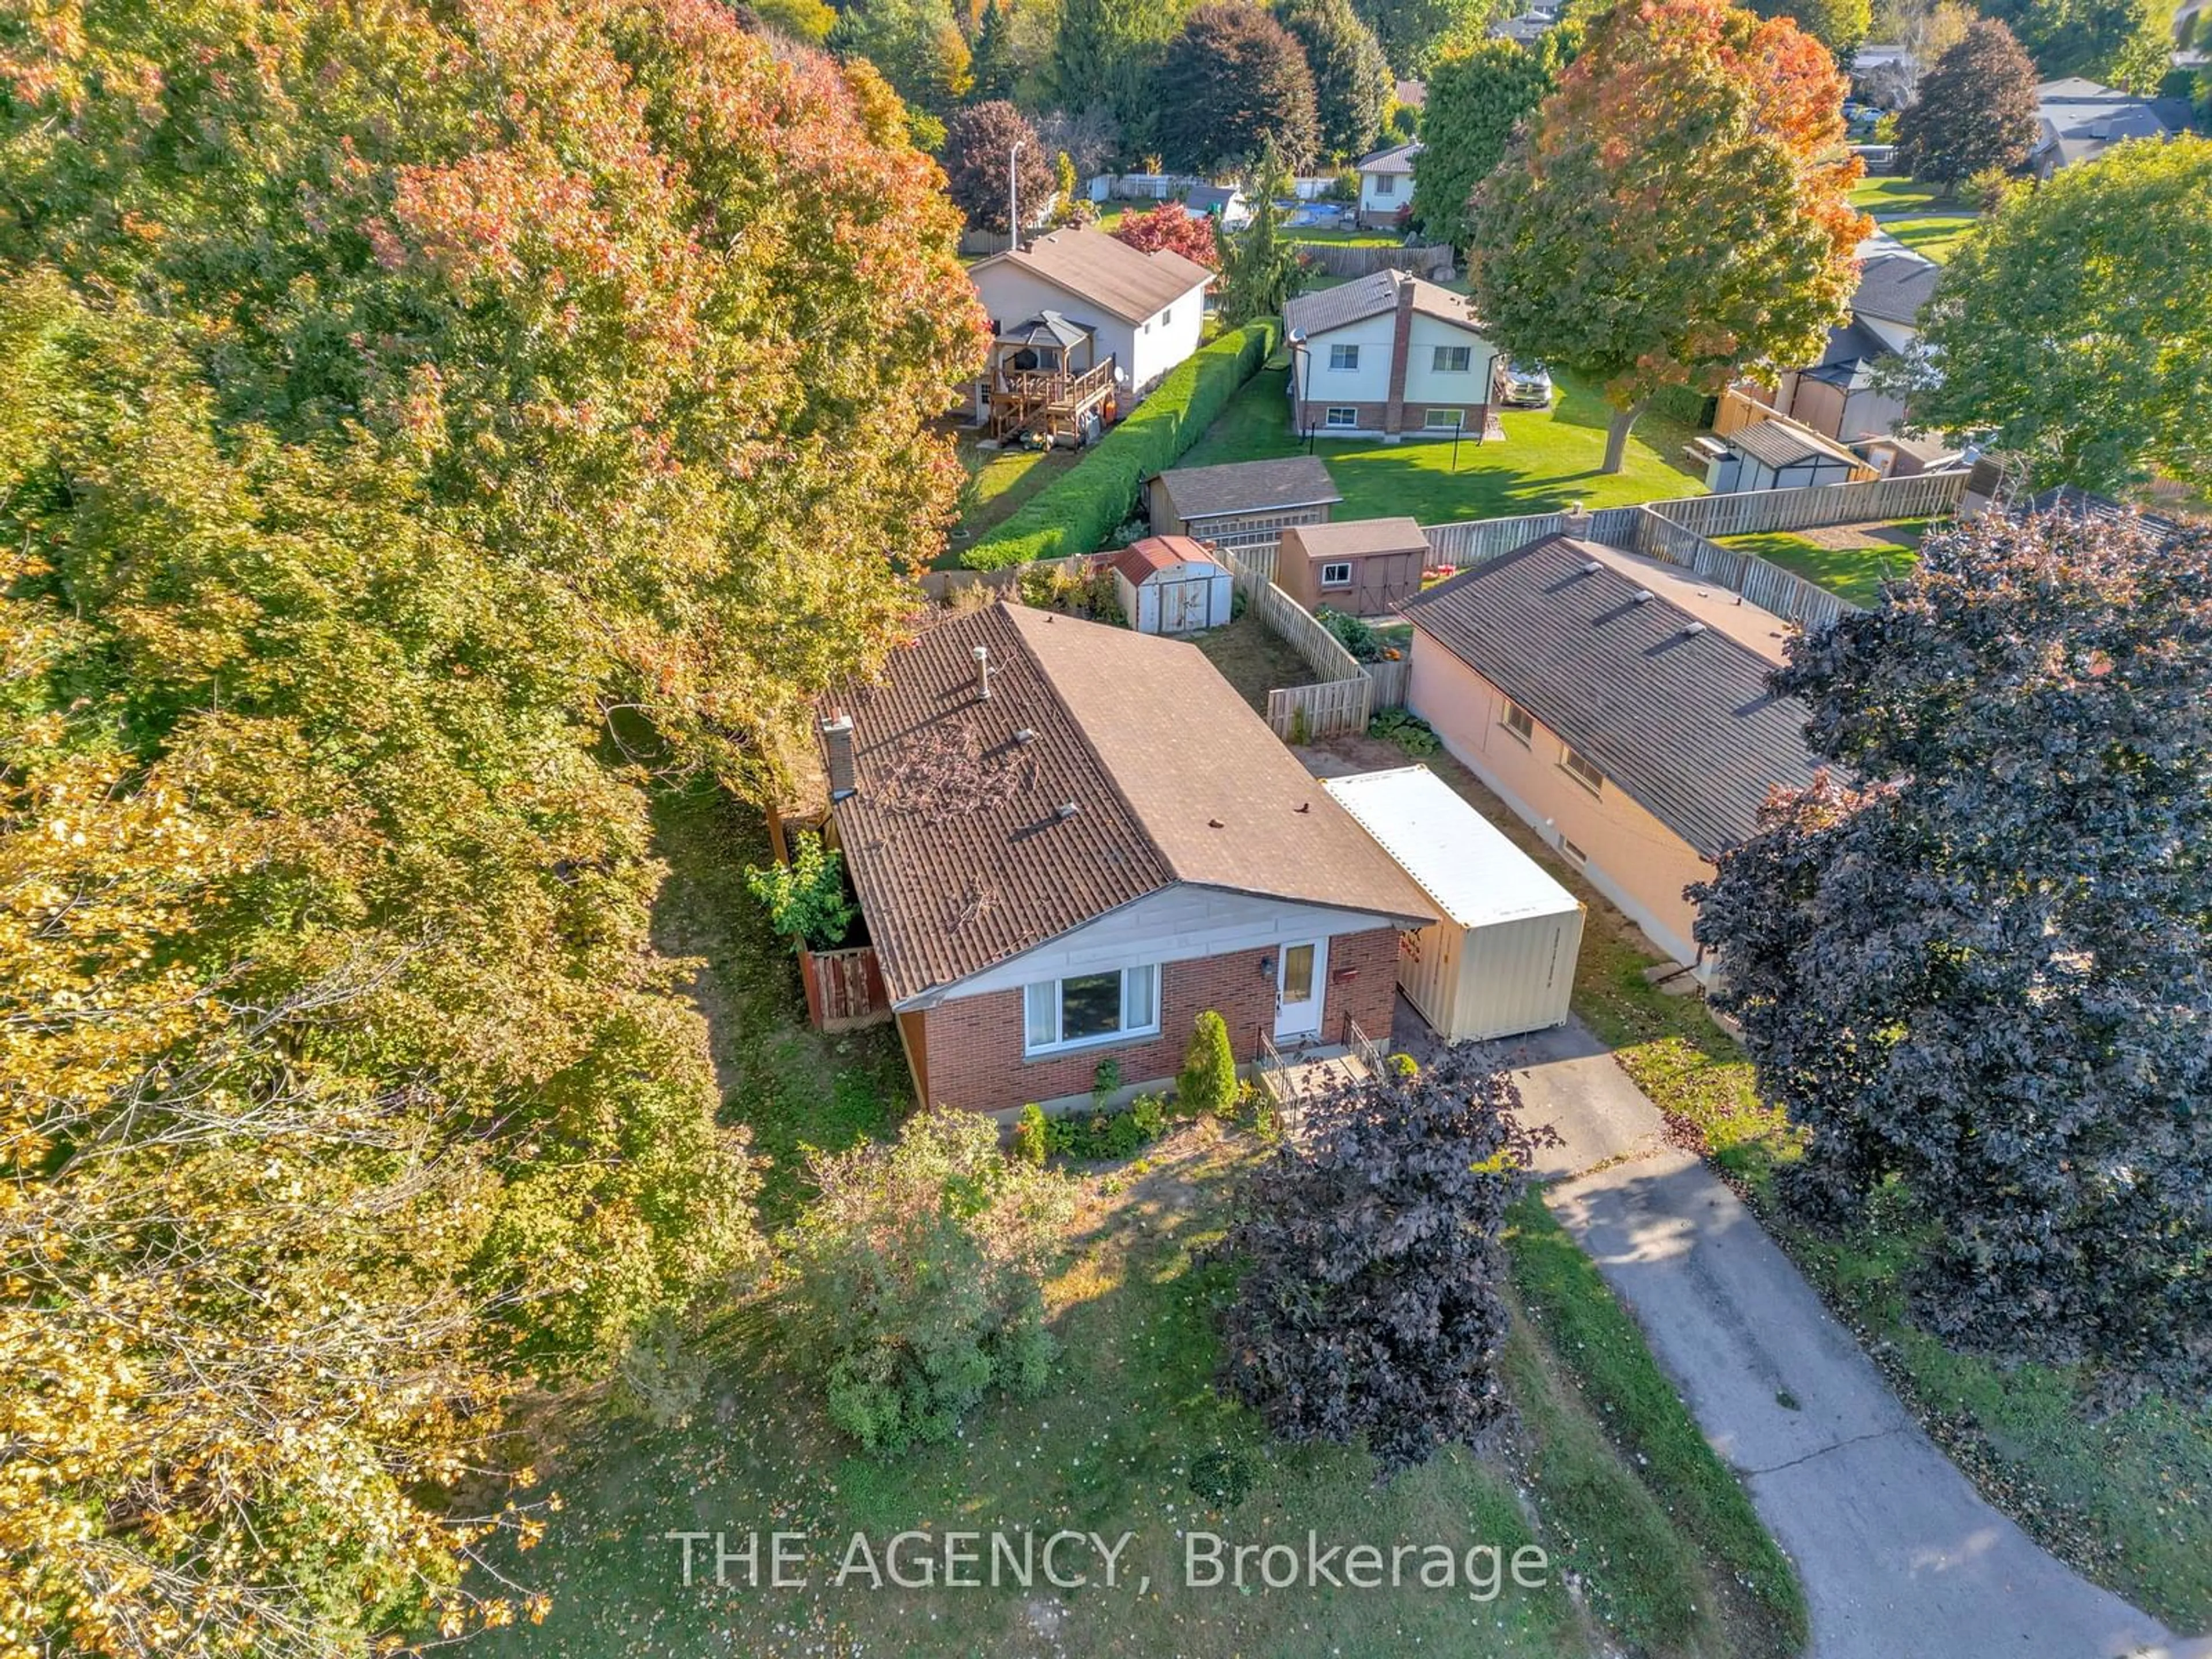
[1467,0,1867,471]
[0,2,983,1653]
[1112,200,1224,267]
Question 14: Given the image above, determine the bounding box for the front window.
[1329,343,1359,370]
[1433,346,1472,372]
[1562,747,1604,794]
[1022,965,1160,1054]
[1503,700,1535,745]
[1423,409,1464,430]
[1374,173,1396,197]
[1325,406,1358,428]
[1319,560,1353,588]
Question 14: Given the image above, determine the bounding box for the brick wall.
[919,926,1403,1116]
[1291,397,1487,440]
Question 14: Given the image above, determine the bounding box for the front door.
[1274,938,1327,1040]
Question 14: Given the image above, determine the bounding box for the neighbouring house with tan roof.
[1146,455,1342,554]
[1399,536,1820,969]
[819,603,1434,1116]
[968,228,1213,414]
[1282,271,1501,443]
[1277,517,1428,615]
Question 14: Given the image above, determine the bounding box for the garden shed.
[1146,456,1342,557]
[1321,766,1584,1041]
[1278,517,1429,616]
[1109,536,1233,634]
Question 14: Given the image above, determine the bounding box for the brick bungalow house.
[1399,536,1820,971]
[1282,271,1501,443]
[821,601,1433,1117]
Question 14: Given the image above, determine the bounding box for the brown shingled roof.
[969,228,1212,327]
[829,603,1433,1004]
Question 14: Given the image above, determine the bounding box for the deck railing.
[1345,1016,1384,1079]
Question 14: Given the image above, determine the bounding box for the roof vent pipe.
[973,643,995,700]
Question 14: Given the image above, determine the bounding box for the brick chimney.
[821,713,857,802]
[1382,272,1415,440]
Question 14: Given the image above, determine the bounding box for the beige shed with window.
[1321,765,1583,1041]
[1278,517,1429,617]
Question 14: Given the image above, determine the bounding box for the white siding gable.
[910,885,1397,1007]
[1298,313,1395,404]
[1403,313,1498,404]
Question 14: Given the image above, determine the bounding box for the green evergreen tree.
[1414,31,1559,250]
[969,0,1018,102]
[1279,0,1395,160]
[1214,142,1307,325]
[1177,1011,1242,1118]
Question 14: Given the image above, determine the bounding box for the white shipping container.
[1322,766,1584,1041]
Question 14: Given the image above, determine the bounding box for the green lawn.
[1879,215,1978,262]
[1849,176,1979,263]
[1177,366,1705,524]
[950,435,1082,548]
[471,1118,1800,1658]
[463,781,1801,1659]
[1714,520,1931,607]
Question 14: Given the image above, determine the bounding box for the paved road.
[1495,1017,2199,1659]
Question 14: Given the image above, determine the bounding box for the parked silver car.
[1501,359,1554,408]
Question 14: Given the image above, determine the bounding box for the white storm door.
[1274,937,1328,1040]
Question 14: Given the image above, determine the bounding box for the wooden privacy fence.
[1626,509,1852,632]
[1222,550,1377,740]
[917,551,1092,603]
[798,944,892,1032]
[1298,243,1456,281]
[1650,469,1966,539]
[1420,505,1647,567]
[1364,657,1411,710]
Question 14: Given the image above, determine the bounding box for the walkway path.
[1498,1017,2196,1659]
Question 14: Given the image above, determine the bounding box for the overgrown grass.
[470,1127,1810,1658]
[1505,1198,1807,1657]
[1177,366,1704,525]
[646,778,909,1224]
[1188,615,1316,713]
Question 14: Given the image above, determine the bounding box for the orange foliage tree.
[0,2,987,1653]
[1467,0,1867,471]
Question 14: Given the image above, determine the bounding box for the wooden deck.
[987,357,1116,443]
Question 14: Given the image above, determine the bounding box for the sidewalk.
[1499,1018,2189,1659]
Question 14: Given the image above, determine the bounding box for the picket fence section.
[1221,550,1377,740]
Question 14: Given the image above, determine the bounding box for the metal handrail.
[1345,1016,1384,1078]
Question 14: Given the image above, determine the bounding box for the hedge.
[963,319,1279,571]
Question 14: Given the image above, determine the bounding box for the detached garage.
[1109,536,1233,634]
[1322,765,1583,1041]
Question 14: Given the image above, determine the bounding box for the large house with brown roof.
[1282,271,1499,442]
[968,228,1213,407]
[1399,536,1820,969]
[821,602,1434,1116]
